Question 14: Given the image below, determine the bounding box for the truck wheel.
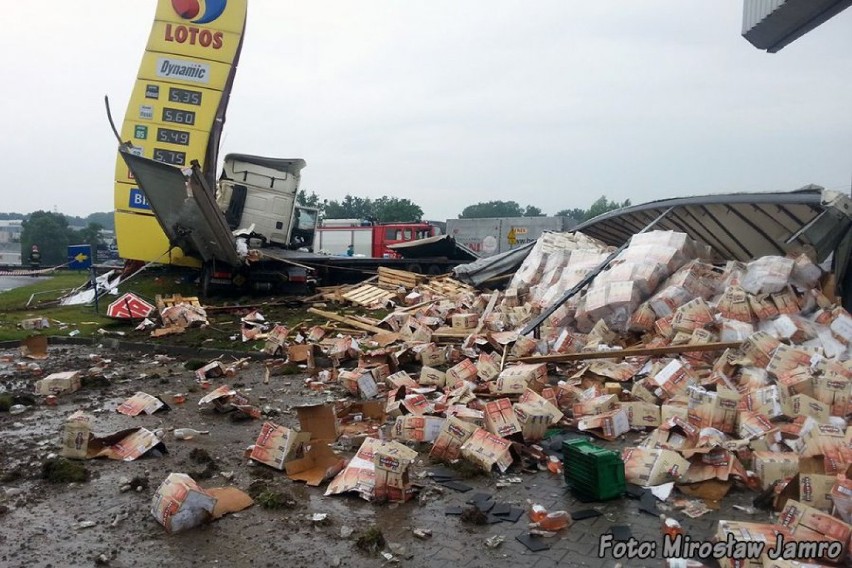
[405,263,423,274]
[200,263,214,300]
[427,264,443,276]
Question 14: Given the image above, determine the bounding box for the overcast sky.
[1,1,850,220]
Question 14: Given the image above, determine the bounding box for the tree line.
[0,211,114,230]
[6,194,631,265]
[297,192,631,223]
[19,211,106,266]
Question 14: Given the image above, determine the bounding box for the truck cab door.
[289,206,318,251]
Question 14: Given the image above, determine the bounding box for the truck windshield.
[296,209,317,230]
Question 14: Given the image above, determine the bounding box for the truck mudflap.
[118,147,242,267]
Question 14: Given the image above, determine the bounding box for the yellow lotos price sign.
[113,0,247,265]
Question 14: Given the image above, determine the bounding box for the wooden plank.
[358,288,391,301]
[343,286,383,301]
[432,327,473,339]
[307,308,387,334]
[350,315,383,326]
[463,292,498,351]
[343,286,395,306]
[380,275,417,286]
[379,267,420,279]
[509,341,743,364]
[396,300,435,313]
[320,325,370,335]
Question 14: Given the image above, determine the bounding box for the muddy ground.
[0,342,765,568]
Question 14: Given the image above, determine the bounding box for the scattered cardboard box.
[459,428,513,473]
[714,520,794,568]
[36,371,81,396]
[151,473,216,534]
[798,456,843,511]
[325,438,417,503]
[20,335,48,359]
[483,398,522,438]
[451,313,479,330]
[576,407,629,441]
[429,417,479,462]
[116,392,168,416]
[150,473,253,534]
[621,447,690,486]
[373,440,419,503]
[753,451,799,490]
[392,415,445,443]
[776,499,852,558]
[620,401,661,429]
[61,411,92,459]
[284,443,346,486]
[419,366,446,387]
[250,422,310,470]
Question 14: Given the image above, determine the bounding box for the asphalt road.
[0,275,45,292]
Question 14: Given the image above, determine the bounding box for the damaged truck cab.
[119,147,319,297]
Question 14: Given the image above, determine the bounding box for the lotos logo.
[166,0,227,49]
[172,0,227,24]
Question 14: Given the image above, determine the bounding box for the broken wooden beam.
[307,308,387,334]
[508,340,743,363]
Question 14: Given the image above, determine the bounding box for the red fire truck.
[315,219,440,258]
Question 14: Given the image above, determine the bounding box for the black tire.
[427,264,443,276]
[200,262,213,300]
[405,263,423,274]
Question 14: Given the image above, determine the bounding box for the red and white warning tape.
[0,268,59,277]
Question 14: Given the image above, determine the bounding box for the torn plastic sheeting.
[451,242,536,287]
[59,270,121,306]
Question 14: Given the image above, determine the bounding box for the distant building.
[0,242,22,265]
[0,220,23,244]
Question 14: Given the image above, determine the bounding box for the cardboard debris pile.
[237,229,851,555]
[150,294,209,338]
[151,473,253,533]
[61,410,167,461]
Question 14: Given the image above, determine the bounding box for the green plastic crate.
[562,439,625,501]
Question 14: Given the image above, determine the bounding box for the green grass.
[0,272,90,311]
[41,458,89,484]
[0,267,382,348]
[0,268,197,342]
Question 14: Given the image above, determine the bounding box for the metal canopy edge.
[573,187,852,308]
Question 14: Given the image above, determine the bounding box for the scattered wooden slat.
[156,294,201,311]
[509,341,743,363]
[348,314,382,326]
[432,327,473,340]
[307,308,387,334]
[341,284,396,307]
[397,300,436,313]
[320,325,369,335]
[464,292,498,351]
[151,325,186,337]
[421,276,476,298]
[378,267,424,289]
